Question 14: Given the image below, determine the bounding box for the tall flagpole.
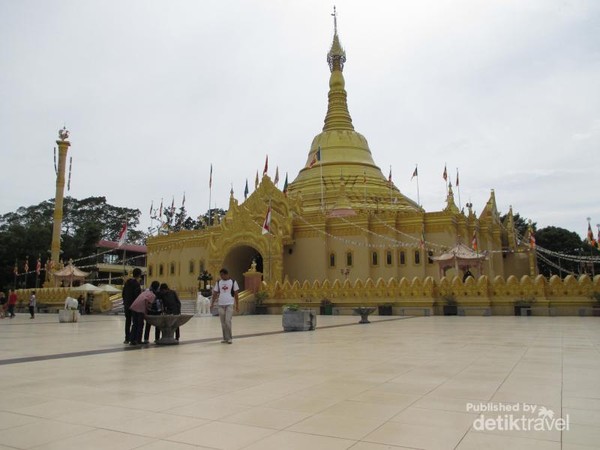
[415,165,421,206]
[456,168,462,211]
[208,163,213,226]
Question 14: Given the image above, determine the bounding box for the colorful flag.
[443,164,448,182]
[263,155,269,176]
[587,221,594,244]
[209,164,213,188]
[283,173,288,196]
[118,222,128,247]
[274,166,279,185]
[244,179,249,199]
[456,169,459,187]
[411,166,418,180]
[309,146,321,168]
[36,257,41,275]
[261,206,272,235]
[255,170,259,189]
[471,231,478,251]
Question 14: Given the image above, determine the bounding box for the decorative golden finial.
[327,5,346,72]
[58,126,70,141]
[332,5,338,35]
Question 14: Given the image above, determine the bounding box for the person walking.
[29,291,36,319]
[0,292,7,318]
[122,268,142,344]
[211,268,239,344]
[129,281,159,346]
[7,289,17,318]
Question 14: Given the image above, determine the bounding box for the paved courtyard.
[0,313,599,450]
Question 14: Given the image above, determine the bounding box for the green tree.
[535,226,599,277]
[0,196,144,290]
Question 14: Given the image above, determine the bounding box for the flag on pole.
[159,200,163,217]
[118,222,128,247]
[587,221,594,244]
[255,170,259,189]
[529,230,536,249]
[263,155,269,176]
[261,206,272,235]
[170,197,175,214]
[309,146,321,168]
[24,258,29,273]
[36,257,41,275]
[388,166,392,184]
[209,164,213,188]
[283,173,288,196]
[149,201,153,216]
[443,164,448,182]
[411,166,418,180]
[182,193,186,208]
[471,230,478,251]
[244,179,249,199]
[456,169,459,187]
[274,166,279,185]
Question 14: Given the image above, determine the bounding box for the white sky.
[1,0,599,239]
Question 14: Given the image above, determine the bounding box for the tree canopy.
[0,196,142,290]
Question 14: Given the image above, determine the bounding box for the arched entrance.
[222,245,263,290]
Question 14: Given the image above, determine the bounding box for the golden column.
[50,127,71,268]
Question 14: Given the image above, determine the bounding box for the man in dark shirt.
[122,268,142,344]
[159,283,182,340]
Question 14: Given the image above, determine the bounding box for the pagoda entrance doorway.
[222,245,263,290]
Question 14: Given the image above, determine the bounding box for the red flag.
[471,231,478,251]
[261,206,272,235]
[587,221,594,244]
[263,155,269,176]
[118,222,128,247]
[443,164,448,182]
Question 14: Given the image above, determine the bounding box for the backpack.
[149,296,162,314]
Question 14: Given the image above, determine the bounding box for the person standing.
[211,268,239,344]
[122,268,142,344]
[159,283,182,340]
[0,292,7,318]
[29,291,36,319]
[7,289,17,318]
[129,281,159,346]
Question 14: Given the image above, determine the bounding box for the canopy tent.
[98,284,121,293]
[431,243,487,279]
[71,283,103,294]
[52,264,90,287]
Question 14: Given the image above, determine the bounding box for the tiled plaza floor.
[0,313,599,449]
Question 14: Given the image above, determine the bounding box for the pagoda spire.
[323,6,354,132]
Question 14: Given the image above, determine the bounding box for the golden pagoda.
[146,13,532,308]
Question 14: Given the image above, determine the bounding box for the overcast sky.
[1,0,599,239]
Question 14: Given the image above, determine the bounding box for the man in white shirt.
[211,268,239,344]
